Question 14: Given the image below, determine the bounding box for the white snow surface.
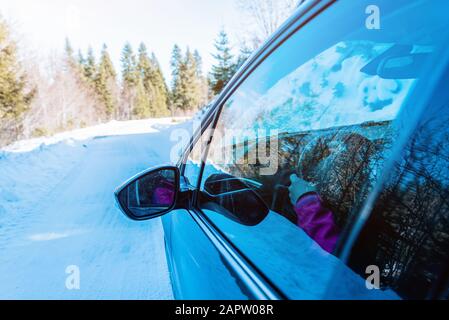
[0,118,189,299]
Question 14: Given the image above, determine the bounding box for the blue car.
[115,0,449,300]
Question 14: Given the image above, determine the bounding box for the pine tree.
[193,50,209,108]
[65,39,85,78]
[99,44,116,80]
[170,44,182,85]
[132,79,151,119]
[193,49,203,78]
[170,44,183,111]
[121,43,138,87]
[170,46,207,113]
[0,19,34,144]
[120,43,139,119]
[135,43,170,118]
[137,43,151,78]
[150,52,170,116]
[84,46,97,82]
[210,29,236,95]
[176,48,201,111]
[136,43,154,117]
[95,44,118,118]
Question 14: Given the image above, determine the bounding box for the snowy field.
[0,118,190,299]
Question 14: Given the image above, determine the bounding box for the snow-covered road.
[0,119,185,299]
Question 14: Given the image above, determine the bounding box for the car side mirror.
[115,166,180,221]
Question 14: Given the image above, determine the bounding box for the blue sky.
[0,0,242,82]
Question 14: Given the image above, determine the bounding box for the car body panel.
[162,209,250,299]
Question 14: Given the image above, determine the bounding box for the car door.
[191,0,449,299]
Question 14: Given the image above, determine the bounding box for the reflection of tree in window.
[350,104,449,299]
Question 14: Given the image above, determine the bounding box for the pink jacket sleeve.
[153,187,175,206]
[293,193,339,254]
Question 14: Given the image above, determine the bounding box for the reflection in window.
[349,103,449,300]
[183,120,214,187]
[203,39,421,249]
[198,0,449,299]
[221,41,416,135]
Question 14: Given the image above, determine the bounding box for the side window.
[198,0,449,299]
[348,86,449,299]
[183,117,214,187]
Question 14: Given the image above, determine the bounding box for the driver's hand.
[289,174,317,205]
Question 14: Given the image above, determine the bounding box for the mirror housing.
[114,166,182,221]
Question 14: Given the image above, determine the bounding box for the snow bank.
[3,117,189,153]
[0,141,86,224]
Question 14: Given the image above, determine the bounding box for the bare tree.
[22,52,103,138]
[236,0,304,48]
